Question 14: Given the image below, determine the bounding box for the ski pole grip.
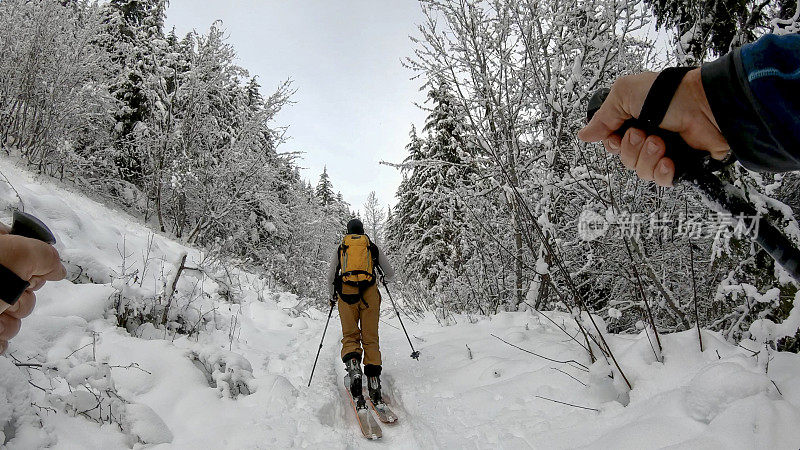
[587,69,732,182]
[10,210,56,244]
[0,211,57,314]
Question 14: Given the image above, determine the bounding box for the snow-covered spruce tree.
[315,166,336,207]
[99,0,168,184]
[387,82,484,316]
[387,126,423,256]
[644,0,799,62]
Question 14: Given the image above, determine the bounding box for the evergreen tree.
[388,126,423,257]
[316,166,335,206]
[644,0,797,61]
[100,0,167,182]
[389,83,474,289]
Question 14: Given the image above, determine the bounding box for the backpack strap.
[341,270,374,278]
[334,244,343,294]
[369,242,379,266]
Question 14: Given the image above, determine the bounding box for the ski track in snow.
[2,158,800,449]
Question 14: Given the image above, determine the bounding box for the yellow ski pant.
[338,283,382,366]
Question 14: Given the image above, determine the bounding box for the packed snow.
[1,158,799,448]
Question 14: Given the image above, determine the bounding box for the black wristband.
[0,264,29,306]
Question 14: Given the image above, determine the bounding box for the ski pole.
[0,211,57,314]
[588,76,800,282]
[307,299,335,387]
[378,271,420,360]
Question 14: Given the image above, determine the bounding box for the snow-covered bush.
[10,345,173,447]
[0,358,56,448]
[45,358,122,423]
[188,348,256,398]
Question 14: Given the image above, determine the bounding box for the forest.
[2,0,800,447]
[0,0,358,302]
[1,0,799,354]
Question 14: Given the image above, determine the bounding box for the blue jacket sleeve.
[701,34,800,172]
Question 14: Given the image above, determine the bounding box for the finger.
[0,340,6,354]
[28,276,47,292]
[5,291,36,319]
[654,158,675,187]
[619,128,646,170]
[40,260,66,282]
[579,73,659,143]
[578,90,630,143]
[0,235,66,281]
[0,314,22,341]
[603,135,622,155]
[635,136,666,181]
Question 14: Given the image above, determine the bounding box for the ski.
[366,396,398,424]
[362,385,398,423]
[344,375,382,440]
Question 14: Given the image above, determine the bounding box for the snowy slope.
[1,158,800,449]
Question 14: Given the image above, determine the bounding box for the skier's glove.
[330,295,337,307]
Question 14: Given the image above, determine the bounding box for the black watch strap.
[0,264,29,306]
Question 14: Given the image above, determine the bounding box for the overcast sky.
[165,1,428,215]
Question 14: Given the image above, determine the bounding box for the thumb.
[580,72,659,143]
[578,94,630,143]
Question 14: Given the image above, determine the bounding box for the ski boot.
[367,375,382,405]
[344,353,366,409]
[363,364,397,423]
[364,364,383,405]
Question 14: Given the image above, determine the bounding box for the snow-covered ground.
[1,158,800,449]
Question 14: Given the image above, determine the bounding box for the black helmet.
[347,218,364,235]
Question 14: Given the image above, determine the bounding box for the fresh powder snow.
[1,158,799,448]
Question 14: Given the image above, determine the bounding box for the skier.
[579,33,800,184]
[327,218,395,410]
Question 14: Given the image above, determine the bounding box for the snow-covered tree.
[395,0,800,347]
[99,0,168,182]
[363,191,384,245]
[0,0,113,171]
[644,0,799,61]
[0,1,356,305]
[388,82,482,309]
[400,0,652,317]
[316,166,335,206]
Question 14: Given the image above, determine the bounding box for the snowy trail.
[2,159,800,449]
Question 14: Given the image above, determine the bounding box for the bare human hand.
[0,230,66,353]
[578,68,730,187]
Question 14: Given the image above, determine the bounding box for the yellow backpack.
[336,234,378,304]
